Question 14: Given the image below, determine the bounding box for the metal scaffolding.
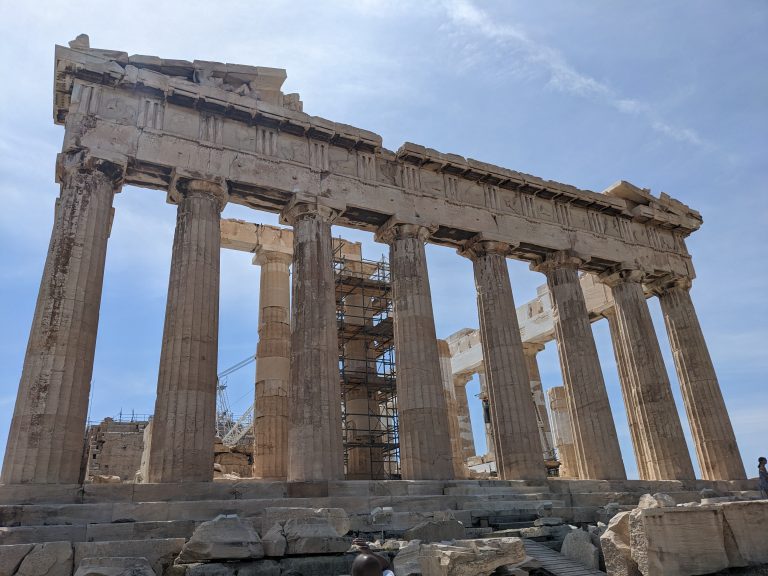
[334,243,400,479]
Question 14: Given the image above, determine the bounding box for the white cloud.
[441,0,706,147]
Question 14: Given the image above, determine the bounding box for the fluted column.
[533,253,626,480]
[148,178,228,483]
[603,308,651,480]
[438,340,468,478]
[522,342,555,460]
[600,269,694,480]
[251,249,292,479]
[461,239,546,480]
[375,222,454,480]
[652,277,746,480]
[547,386,578,478]
[282,199,344,481]
[2,152,124,484]
[453,373,476,461]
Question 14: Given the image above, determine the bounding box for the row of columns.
[1,157,746,484]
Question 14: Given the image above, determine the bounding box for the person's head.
[351,553,383,576]
[759,456,767,466]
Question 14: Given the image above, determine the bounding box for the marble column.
[601,269,694,480]
[251,248,292,479]
[148,178,228,483]
[283,200,344,481]
[603,308,651,480]
[375,222,454,480]
[462,240,546,480]
[2,153,123,484]
[533,253,626,480]
[453,373,477,462]
[438,339,468,478]
[547,386,578,478]
[653,278,746,480]
[522,342,555,460]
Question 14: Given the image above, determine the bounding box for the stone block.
[0,525,87,545]
[402,519,466,543]
[561,530,599,570]
[642,507,730,576]
[0,543,34,576]
[260,524,286,557]
[533,517,563,526]
[721,500,768,565]
[278,555,355,576]
[15,542,73,576]
[637,493,676,509]
[262,507,350,536]
[393,537,526,576]
[0,485,81,506]
[177,515,263,563]
[600,511,640,576]
[286,482,328,498]
[73,557,155,576]
[82,484,134,504]
[184,560,280,576]
[282,517,350,555]
[73,539,184,576]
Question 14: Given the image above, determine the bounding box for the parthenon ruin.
[1,35,763,576]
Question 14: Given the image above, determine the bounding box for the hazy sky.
[1,1,766,479]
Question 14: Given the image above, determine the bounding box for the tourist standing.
[759,457,768,499]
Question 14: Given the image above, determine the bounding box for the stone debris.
[91,476,121,484]
[533,517,563,527]
[600,498,768,576]
[73,557,155,576]
[561,529,600,570]
[393,537,527,576]
[15,542,73,576]
[260,523,287,557]
[637,493,676,509]
[176,515,263,564]
[402,519,466,543]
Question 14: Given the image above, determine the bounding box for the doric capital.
[530,250,584,275]
[374,219,434,245]
[598,266,647,288]
[458,236,512,261]
[169,176,229,211]
[55,151,127,188]
[646,274,694,296]
[453,372,473,387]
[522,341,546,356]
[279,194,344,226]
[252,247,292,267]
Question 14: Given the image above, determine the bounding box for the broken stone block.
[536,502,553,518]
[283,517,349,555]
[73,557,156,576]
[393,537,527,576]
[637,493,675,509]
[184,560,280,576]
[599,511,640,576]
[176,515,263,563]
[403,519,466,543]
[92,475,121,484]
[721,500,768,565]
[0,543,33,576]
[262,507,350,536]
[15,542,73,576]
[561,530,600,570]
[628,509,648,575]
[533,517,563,527]
[261,523,287,557]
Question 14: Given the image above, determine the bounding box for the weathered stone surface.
[600,511,640,576]
[260,523,287,558]
[637,493,676,509]
[177,515,263,563]
[628,509,648,575]
[721,500,768,565]
[92,475,122,484]
[184,560,280,576]
[74,539,184,576]
[561,530,600,569]
[403,519,466,543]
[282,517,349,555]
[0,543,33,576]
[534,517,563,526]
[16,542,73,576]
[262,507,350,536]
[393,537,526,576]
[73,557,155,576]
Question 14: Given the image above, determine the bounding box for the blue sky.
[1,1,766,480]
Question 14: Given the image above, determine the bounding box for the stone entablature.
[55,41,700,280]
